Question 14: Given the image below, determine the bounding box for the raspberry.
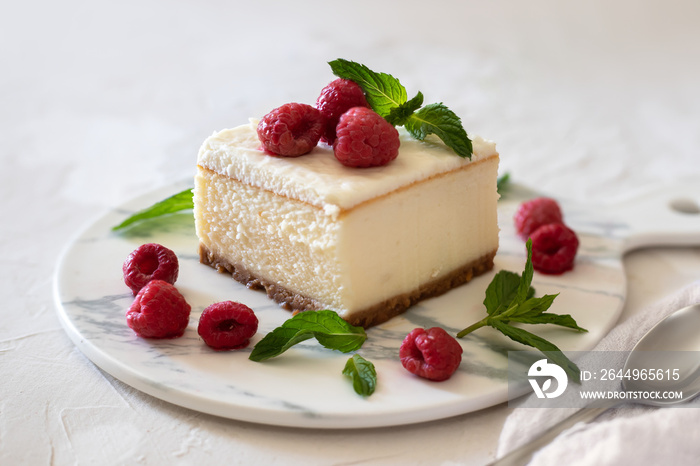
[257,102,325,157]
[316,78,370,145]
[333,107,400,168]
[399,327,463,381]
[123,243,179,295]
[126,280,191,339]
[198,301,258,350]
[513,197,564,241]
[530,223,579,274]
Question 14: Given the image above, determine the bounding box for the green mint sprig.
[112,188,193,231]
[329,59,473,159]
[328,59,411,120]
[497,172,511,196]
[457,239,587,382]
[249,310,367,362]
[343,354,377,397]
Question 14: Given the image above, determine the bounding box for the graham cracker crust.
[199,243,496,328]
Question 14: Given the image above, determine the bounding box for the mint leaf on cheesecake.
[329,58,473,158]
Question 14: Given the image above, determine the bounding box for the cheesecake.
[194,120,500,328]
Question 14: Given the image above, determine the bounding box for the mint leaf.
[482,242,536,316]
[505,293,559,319]
[490,321,581,382]
[329,59,407,118]
[249,310,367,362]
[490,320,559,352]
[497,172,511,196]
[513,239,535,306]
[385,91,423,126]
[484,270,528,316]
[508,312,588,332]
[342,354,377,397]
[112,188,193,231]
[405,103,472,158]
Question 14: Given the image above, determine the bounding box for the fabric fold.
[496,281,700,465]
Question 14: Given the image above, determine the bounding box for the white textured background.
[2,1,700,464]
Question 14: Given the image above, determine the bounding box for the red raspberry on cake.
[126,279,191,339]
[123,243,179,295]
[399,327,463,381]
[530,223,579,274]
[333,107,400,168]
[513,197,563,241]
[197,301,258,350]
[257,102,325,157]
[316,78,370,145]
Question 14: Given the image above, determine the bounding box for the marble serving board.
[53,179,700,429]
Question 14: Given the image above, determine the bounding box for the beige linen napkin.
[495,281,700,465]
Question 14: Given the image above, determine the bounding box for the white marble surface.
[3,0,700,464]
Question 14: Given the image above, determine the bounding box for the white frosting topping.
[197,120,498,210]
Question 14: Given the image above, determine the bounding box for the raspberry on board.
[530,223,579,274]
[399,327,463,381]
[126,280,191,339]
[257,102,325,157]
[333,107,400,168]
[123,243,179,295]
[316,78,370,145]
[513,197,564,241]
[197,301,258,350]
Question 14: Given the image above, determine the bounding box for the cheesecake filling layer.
[199,241,496,328]
[194,122,500,327]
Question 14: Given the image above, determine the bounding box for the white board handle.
[595,181,700,252]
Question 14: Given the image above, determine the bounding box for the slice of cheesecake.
[194,120,500,328]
